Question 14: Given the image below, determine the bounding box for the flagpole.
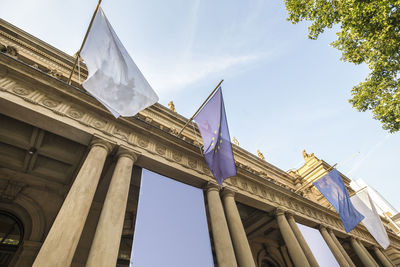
[67,0,102,85]
[349,186,367,197]
[177,79,224,136]
[295,163,337,193]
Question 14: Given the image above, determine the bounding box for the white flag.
[80,7,159,118]
[351,190,390,249]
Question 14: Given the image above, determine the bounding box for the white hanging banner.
[351,190,390,249]
[81,7,159,118]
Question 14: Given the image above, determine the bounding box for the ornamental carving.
[2,75,397,247]
[155,144,166,155]
[169,126,178,135]
[12,86,31,96]
[241,181,248,191]
[260,188,267,197]
[48,68,62,79]
[92,119,107,129]
[1,45,18,57]
[269,192,276,202]
[168,101,176,112]
[251,184,258,194]
[113,127,129,141]
[66,107,84,119]
[188,157,197,169]
[172,151,182,162]
[137,136,149,148]
[42,98,60,108]
[202,164,211,174]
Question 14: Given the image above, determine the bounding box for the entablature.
[1,19,400,251]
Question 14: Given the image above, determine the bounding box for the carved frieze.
[0,74,398,248]
[202,164,210,174]
[172,151,182,162]
[187,157,197,169]
[155,143,166,156]
[66,107,84,119]
[42,98,61,108]
[91,119,107,129]
[12,86,32,96]
[0,44,18,58]
[113,127,129,141]
[0,33,72,76]
[137,135,149,148]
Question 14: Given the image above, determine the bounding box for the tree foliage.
[284,0,400,132]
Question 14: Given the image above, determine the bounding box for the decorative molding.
[0,64,400,250]
[0,31,75,79]
[172,150,182,162]
[155,143,166,156]
[42,98,60,108]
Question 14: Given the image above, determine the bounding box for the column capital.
[90,137,114,153]
[275,208,286,217]
[327,228,333,233]
[221,187,236,198]
[350,236,358,242]
[286,212,295,220]
[319,224,328,231]
[205,182,220,193]
[116,146,139,162]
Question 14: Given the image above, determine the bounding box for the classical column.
[286,214,319,267]
[280,245,294,267]
[357,240,379,267]
[86,148,137,267]
[221,188,256,267]
[373,247,393,267]
[350,238,375,267]
[33,138,112,267]
[206,183,238,267]
[328,229,355,267]
[276,209,310,267]
[380,248,396,267]
[319,226,350,267]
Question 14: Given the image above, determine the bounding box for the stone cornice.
[0,18,83,81]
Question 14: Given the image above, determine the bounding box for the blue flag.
[194,87,236,185]
[313,169,364,232]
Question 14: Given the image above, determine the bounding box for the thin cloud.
[347,135,390,176]
[148,53,268,97]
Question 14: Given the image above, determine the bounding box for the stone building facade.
[0,18,399,266]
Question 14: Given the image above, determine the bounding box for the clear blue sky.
[1,0,399,211]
